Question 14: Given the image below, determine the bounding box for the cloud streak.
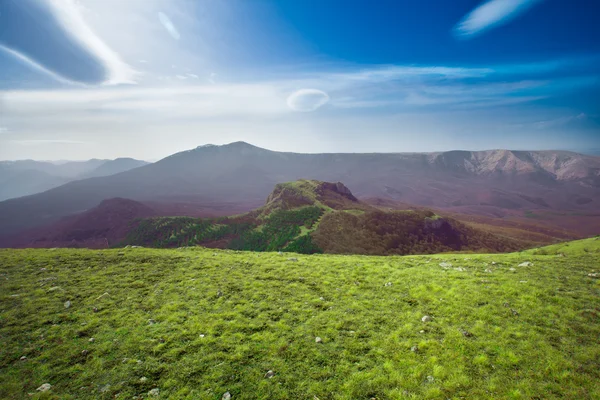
[286,89,330,112]
[158,12,181,40]
[454,0,544,38]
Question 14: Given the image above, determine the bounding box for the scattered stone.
[426,376,435,383]
[503,302,510,308]
[20,356,27,361]
[199,334,205,338]
[518,262,532,267]
[40,268,47,271]
[99,384,111,393]
[421,315,432,323]
[159,338,165,343]
[287,258,298,262]
[511,308,519,316]
[222,391,232,400]
[122,358,129,363]
[136,360,143,364]
[410,346,419,352]
[48,286,61,292]
[82,350,89,356]
[148,319,156,325]
[454,267,466,272]
[140,377,148,383]
[509,268,516,272]
[264,370,275,379]
[491,262,496,265]
[89,337,95,343]
[148,388,160,397]
[484,269,493,273]
[93,306,99,313]
[439,262,452,268]
[419,330,425,334]
[278,251,283,255]
[519,281,528,283]
[315,336,323,344]
[460,329,473,337]
[384,282,393,287]
[588,272,599,278]
[64,300,71,309]
[36,383,52,392]
[217,289,223,298]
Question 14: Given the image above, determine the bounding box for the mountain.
[0,142,598,236]
[81,158,149,178]
[119,180,525,255]
[0,158,149,201]
[7,198,156,248]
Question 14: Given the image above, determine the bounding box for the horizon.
[0,0,599,160]
[0,140,599,162]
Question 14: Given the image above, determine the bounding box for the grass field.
[1,238,599,399]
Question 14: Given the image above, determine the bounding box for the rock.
[93,306,99,313]
[20,356,27,361]
[491,262,496,265]
[384,282,393,287]
[148,319,156,325]
[82,350,89,356]
[264,370,275,379]
[217,289,223,298]
[315,336,323,343]
[410,346,419,352]
[140,377,148,383]
[40,268,47,271]
[148,388,160,397]
[454,267,466,272]
[426,375,435,383]
[277,251,283,255]
[199,334,205,338]
[511,309,519,316]
[503,302,510,308]
[99,384,111,393]
[64,300,71,309]
[287,258,298,262]
[460,329,473,337]
[89,337,95,343]
[421,315,432,323]
[222,392,232,400]
[419,330,425,333]
[509,268,516,272]
[484,269,493,273]
[518,262,532,267]
[36,383,52,392]
[588,272,599,278]
[439,262,452,268]
[48,286,61,292]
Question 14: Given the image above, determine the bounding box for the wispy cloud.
[44,0,137,84]
[158,12,181,40]
[454,0,545,38]
[286,89,330,112]
[0,127,8,133]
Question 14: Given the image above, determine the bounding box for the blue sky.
[0,0,599,160]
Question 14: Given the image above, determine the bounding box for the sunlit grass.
[1,238,599,399]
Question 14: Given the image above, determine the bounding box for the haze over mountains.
[0,142,598,238]
[0,158,148,201]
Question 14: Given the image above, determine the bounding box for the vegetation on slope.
[1,238,599,399]
[121,180,526,255]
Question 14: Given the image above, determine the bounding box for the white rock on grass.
[439,262,452,268]
[315,336,323,343]
[148,388,160,397]
[222,392,232,400]
[36,383,52,392]
[422,315,432,323]
[64,300,71,309]
[518,262,532,267]
[264,370,275,379]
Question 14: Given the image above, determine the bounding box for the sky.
[0,0,599,160]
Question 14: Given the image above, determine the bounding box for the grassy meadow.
[1,238,599,399]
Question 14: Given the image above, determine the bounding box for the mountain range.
[0,158,148,201]
[0,142,598,239]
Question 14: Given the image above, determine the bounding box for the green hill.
[1,238,599,399]
[121,180,523,255]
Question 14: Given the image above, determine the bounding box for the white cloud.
[286,89,330,112]
[454,0,544,38]
[0,127,8,133]
[45,0,137,84]
[158,12,181,40]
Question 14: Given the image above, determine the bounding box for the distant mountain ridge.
[0,142,598,236]
[0,158,149,201]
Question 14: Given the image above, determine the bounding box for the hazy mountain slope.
[0,158,147,202]
[0,142,598,235]
[81,158,149,178]
[7,198,156,248]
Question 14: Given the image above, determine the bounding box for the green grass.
[1,238,599,399]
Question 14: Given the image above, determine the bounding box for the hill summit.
[121,179,523,255]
